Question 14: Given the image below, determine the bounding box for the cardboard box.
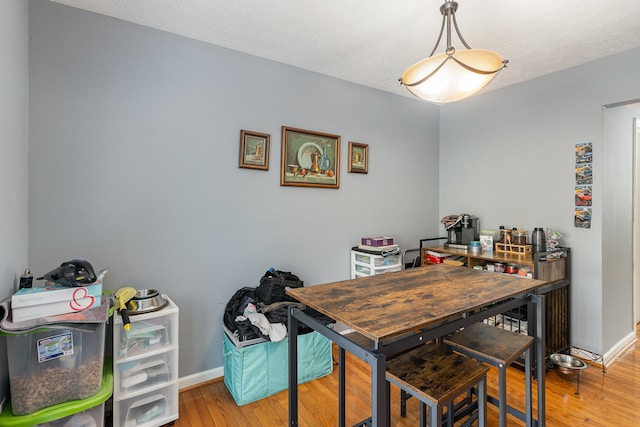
[361,236,394,247]
[479,235,494,252]
[11,282,103,322]
[12,296,101,322]
[12,282,103,308]
[426,250,451,264]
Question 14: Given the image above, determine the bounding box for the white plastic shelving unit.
[113,295,179,427]
[350,249,402,278]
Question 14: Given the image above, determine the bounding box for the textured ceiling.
[51,0,640,100]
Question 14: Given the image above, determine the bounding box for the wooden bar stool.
[444,322,535,427]
[386,344,489,427]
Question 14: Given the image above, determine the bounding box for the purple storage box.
[361,237,394,246]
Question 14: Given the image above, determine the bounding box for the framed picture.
[348,141,368,174]
[280,126,340,189]
[239,130,270,170]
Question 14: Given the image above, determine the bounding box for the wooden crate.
[495,243,532,255]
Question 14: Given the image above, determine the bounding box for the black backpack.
[223,287,266,341]
[255,269,304,305]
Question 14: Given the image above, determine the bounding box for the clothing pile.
[223,269,331,343]
[441,214,467,230]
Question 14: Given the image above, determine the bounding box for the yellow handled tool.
[115,287,137,331]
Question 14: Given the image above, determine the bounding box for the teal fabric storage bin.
[223,329,333,406]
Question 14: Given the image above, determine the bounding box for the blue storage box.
[223,328,333,406]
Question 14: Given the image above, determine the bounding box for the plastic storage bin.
[35,402,104,427]
[116,316,171,358]
[115,383,179,427]
[6,322,106,415]
[0,359,112,426]
[354,252,401,266]
[116,351,175,395]
[223,329,333,406]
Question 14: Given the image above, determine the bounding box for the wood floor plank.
[173,326,640,426]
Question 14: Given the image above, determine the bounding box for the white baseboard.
[179,366,224,390]
[181,330,637,391]
[601,331,637,367]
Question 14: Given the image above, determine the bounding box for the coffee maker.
[445,214,480,249]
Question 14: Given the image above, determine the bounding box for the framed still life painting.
[280,126,340,189]
[348,141,368,174]
[239,130,270,170]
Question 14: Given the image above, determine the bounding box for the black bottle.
[19,268,33,289]
[531,228,547,260]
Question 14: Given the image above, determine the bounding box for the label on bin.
[37,332,74,363]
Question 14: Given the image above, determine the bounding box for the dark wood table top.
[287,264,548,343]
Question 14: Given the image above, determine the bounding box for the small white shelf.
[113,295,179,427]
[350,249,402,278]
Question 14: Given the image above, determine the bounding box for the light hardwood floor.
[176,327,640,426]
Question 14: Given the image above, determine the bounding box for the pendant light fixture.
[400,1,508,103]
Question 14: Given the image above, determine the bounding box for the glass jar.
[512,230,528,252]
[499,227,511,245]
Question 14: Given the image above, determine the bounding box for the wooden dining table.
[287,263,550,427]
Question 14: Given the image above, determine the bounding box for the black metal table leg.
[288,307,299,427]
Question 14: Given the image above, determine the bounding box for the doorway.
[635,115,640,324]
[602,101,639,346]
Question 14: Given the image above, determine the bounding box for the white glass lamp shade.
[401,49,505,103]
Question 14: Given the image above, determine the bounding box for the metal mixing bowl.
[126,288,168,314]
[550,353,587,375]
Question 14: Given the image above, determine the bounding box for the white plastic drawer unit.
[113,295,179,427]
[350,249,402,278]
[354,252,401,267]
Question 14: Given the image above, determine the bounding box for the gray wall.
[439,48,640,356]
[28,1,440,379]
[0,0,29,406]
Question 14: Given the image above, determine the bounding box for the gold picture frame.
[239,130,270,170]
[280,126,340,189]
[348,141,368,174]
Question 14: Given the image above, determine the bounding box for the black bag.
[223,287,266,341]
[255,269,304,305]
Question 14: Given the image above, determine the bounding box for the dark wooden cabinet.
[422,246,571,359]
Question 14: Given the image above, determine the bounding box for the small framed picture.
[239,130,270,170]
[348,142,368,174]
[280,126,340,189]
